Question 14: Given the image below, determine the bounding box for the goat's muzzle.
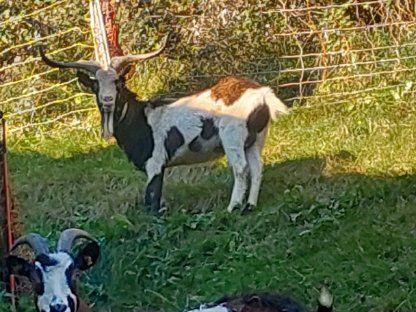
[102,103,114,113]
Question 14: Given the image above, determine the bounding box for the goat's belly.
[167,142,224,167]
[168,151,223,166]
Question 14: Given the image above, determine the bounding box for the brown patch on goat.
[210,76,261,106]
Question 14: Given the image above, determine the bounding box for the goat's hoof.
[242,203,256,215]
[160,199,169,211]
[144,204,161,216]
[227,203,243,213]
[158,205,168,214]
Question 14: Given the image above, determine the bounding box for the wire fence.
[1,0,416,134]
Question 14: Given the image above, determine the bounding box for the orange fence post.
[0,112,16,310]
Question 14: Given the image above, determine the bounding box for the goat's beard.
[101,112,114,140]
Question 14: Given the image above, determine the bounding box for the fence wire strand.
[0,29,92,57]
[6,93,93,118]
[9,108,97,133]
[0,0,68,27]
[0,69,58,88]
[263,0,382,14]
[0,79,79,105]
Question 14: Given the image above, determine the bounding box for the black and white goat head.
[188,288,333,312]
[39,37,289,214]
[5,229,100,312]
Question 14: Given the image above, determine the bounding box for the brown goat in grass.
[189,289,333,312]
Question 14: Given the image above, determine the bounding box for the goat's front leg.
[144,160,165,214]
[144,171,164,214]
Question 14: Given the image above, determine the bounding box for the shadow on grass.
[4,146,416,312]
[4,147,378,216]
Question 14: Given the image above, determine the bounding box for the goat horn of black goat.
[11,233,50,256]
[110,32,171,74]
[57,228,96,253]
[38,46,101,74]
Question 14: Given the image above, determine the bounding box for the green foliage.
[1,1,416,131]
[2,88,416,311]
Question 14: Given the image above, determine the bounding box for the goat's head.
[5,229,100,312]
[39,35,169,139]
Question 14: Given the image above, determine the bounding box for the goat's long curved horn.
[111,32,170,74]
[39,46,101,74]
[11,233,49,256]
[57,228,96,253]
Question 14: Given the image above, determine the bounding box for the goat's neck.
[113,85,145,123]
[113,85,156,172]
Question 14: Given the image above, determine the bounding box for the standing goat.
[187,288,333,312]
[5,229,100,312]
[39,37,289,214]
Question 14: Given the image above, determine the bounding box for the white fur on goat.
[144,79,288,212]
[35,253,77,312]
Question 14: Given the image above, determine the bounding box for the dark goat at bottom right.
[186,288,333,312]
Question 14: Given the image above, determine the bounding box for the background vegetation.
[1,0,416,311]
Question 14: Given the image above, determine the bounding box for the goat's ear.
[76,71,98,92]
[6,255,34,278]
[118,65,135,80]
[243,295,263,309]
[6,255,43,291]
[118,75,126,84]
[74,241,100,271]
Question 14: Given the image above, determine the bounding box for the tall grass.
[1,87,416,311]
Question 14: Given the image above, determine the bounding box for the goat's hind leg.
[219,123,249,213]
[227,160,249,213]
[244,128,267,213]
[227,160,248,212]
[244,145,263,213]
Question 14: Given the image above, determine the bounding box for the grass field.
[1,89,416,312]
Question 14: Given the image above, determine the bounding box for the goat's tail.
[316,287,333,312]
[263,89,289,121]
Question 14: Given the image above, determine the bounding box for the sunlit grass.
[2,90,416,312]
